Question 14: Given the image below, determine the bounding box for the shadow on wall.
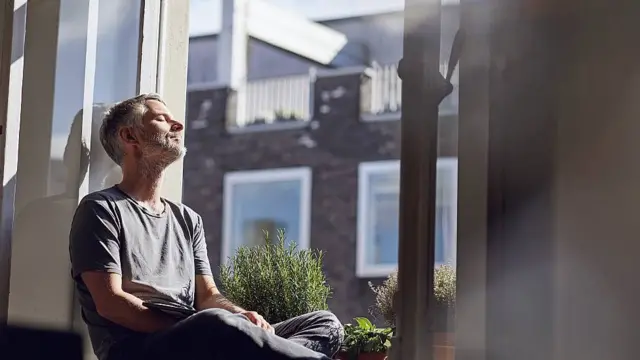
[10,103,122,322]
[12,102,122,242]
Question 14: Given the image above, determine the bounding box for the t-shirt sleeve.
[69,198,121,279]
[192,214,213,276]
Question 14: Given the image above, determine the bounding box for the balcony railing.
[234,74,312,129]
[369,63,402,116]
[364,62,459,120]
[189,64,458,132]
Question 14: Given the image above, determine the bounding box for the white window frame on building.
[0,0,190,337]
[356,159,458,278]
[222,167,312,264]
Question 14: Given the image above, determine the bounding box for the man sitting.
[69,94,343,360]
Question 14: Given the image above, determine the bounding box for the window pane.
[372,192,399,265]
[368,172,400,267]
[435,2,459,358]
[88,0,141,193]
[361,161,457,271]
[9,0,142,331]
[228,177,304,255]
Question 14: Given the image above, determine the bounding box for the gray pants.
[111,309,343,360]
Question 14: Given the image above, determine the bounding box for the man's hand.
[240,311,274,333]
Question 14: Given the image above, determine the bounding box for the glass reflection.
[9,0,140,333]
[433,1,459,359]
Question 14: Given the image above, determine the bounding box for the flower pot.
[334,352,386,360]
[357,352,387,360]
[433,332,455,360]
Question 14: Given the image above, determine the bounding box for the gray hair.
[99,93,165,165]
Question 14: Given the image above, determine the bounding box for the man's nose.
[170,121,184,132]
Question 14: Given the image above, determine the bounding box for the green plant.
[369,265,456,327]
[274,109,302,121]
[219,229,331,324]
[368,271,397,327]
[434,264,456,308]
[341,317,393,358]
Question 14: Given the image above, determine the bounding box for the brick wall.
[183,70,457,323]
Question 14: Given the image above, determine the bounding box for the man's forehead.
[145,99,171,116]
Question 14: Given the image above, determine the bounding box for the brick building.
[183,8,460,321]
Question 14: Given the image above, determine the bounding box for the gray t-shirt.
[69,186,212,360]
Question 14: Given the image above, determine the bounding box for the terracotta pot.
[357,353,387,360]
[433,332,455,360]
[334,352,386,360]
[335,333,454,360]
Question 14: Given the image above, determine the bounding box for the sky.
[189,0,406,36]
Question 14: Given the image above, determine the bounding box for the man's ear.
[119,127,138,146]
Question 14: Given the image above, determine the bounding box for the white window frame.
[222,167,312,264]
[357,158,458,278]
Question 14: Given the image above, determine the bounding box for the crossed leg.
[112,309,343,360]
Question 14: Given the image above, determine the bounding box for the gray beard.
[137,135,186,178]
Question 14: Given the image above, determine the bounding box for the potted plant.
[274,109,301,122]
[432,265,456,360]
[336,317,392,360]
[219,230,332,323]
[368,265,456,360]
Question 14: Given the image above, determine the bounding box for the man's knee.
[305,311,344,355]
[310,311,344,340]
[308,311,341,327]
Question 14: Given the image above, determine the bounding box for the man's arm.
[70,199,175,333]
[82,272,176,333]
[195,275,273,332]
[194,274,244,313]
[191,214,273,332]
[190,213,241,312]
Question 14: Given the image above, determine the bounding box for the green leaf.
[342,317,393,354]
[354,317,373,330]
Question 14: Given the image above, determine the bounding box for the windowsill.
[356,264,397,278]
[226,120,309,134]
[361,112,402,122]
[356,262,452,278]
[360,108,459,123]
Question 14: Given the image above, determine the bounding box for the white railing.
[367,62,459,118]
[369,63,402,115]
[235,74,312,128]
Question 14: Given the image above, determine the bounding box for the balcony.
[229,74,312,132]
[195,63,458,134]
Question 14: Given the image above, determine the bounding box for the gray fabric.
[108,309,344,360]
[69,186,212,360]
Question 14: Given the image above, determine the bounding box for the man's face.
[134,99,185,166]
